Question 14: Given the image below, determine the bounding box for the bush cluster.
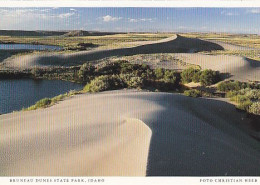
[181,67,200,84]
[183,89,202,98]
[84,75,126,92]
[120,73,144,88]
[153,68,178,91]
[85,61,179,92]
[181,67,220,86]
[226,88,260,114]
[249,102,260,115]
[217,81,260,92]
[78,63,95,82]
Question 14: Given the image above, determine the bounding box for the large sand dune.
[1,90,259,176]
[1,35,223,69]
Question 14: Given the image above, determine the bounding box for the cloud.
[0,8,76,20]
[57,12,75,19]
[128,18,155,23]
[102,15,122,22]
[0,8,79,30]
[221,11,238,16]
[129,18,138,23]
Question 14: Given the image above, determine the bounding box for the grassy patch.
[181,67,221,86]
[218,82,260,115]
[23,90,79,111]
[184,89,202,98]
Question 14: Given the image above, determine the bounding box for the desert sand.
[1,90,260,176]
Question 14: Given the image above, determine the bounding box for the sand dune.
[172,54,260,82]
[1,35,223,70]
[206,39,258,51]
[1,34,259,82]
[1,90,259,176]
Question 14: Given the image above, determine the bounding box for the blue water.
[0,79,83,114]
[0,44,62,51]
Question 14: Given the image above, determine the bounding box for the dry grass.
[0,33,172,50]
[181,33,260,49]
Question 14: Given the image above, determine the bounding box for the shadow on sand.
[138,94,260,176]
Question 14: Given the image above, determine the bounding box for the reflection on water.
[0,79,83,114]
[0,44,62,51]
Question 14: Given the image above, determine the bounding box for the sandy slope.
[172,53,260,82]
[206,39,258,51]
[1,35,223,69]
[1,90,260,176]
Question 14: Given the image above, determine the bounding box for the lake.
[0,79,84,114]
[0,44,62,51]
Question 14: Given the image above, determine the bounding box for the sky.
[0,8,259,34]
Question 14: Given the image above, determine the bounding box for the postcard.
[0,1,259,185]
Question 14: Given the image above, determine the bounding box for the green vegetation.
[218,81,260,115]
[217,81,260,92]
[83,75,126,92]
[181,67,220,86]
[23,90,78,111]
[200,69,220,86]
[249,102,260,115]
[181,67,199,83]
[184,89,202,98]
[0,70,31,79]
[120,73,144,88]
[78,63,95,82]
[25,98,52,110]
[84,60,179,93]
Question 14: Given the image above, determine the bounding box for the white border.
[0,0,259,185]
[0,0,260,7]
[1,177,260,185]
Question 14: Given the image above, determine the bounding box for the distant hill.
[0,30,122,37]
[62,30,120,37]
[0,30,67,37]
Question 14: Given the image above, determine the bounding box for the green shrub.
[236,100,253,111]
[96,60,127,75]
[120,62,136,74]
[192,71,201,83]
[226,91,239,98]
[181,67,198,83]
[51,94,67,103]
[35,98,51,107]
[243,89,260,100]
[154,68,164,79]
[25,98,52,110]
[78,63,95,82]
[164,70,177,84]
[31,68,43,77]
[217,81,259,92]
[120,74,144,88]
[248,102,260,115]
[184,89,201,98]
[235,95,251,104]
[199,69,220,86]
[84,75,126,92]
